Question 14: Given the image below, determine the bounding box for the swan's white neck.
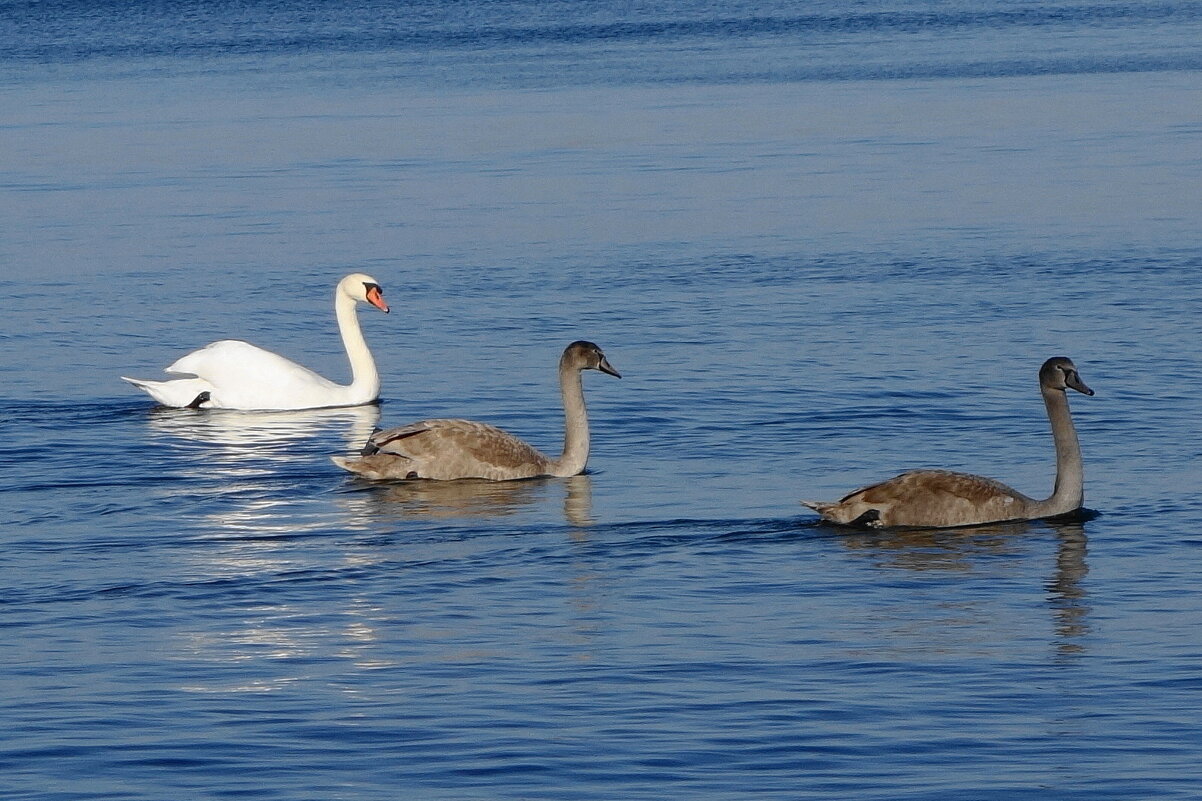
[334,289,379,405]
[1029,387,1084,518]
[551,363,589,478]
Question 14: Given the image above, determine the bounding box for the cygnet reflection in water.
[340,473,595,525]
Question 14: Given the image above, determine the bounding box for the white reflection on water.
[144,405,394,691]
[147,403,381,454]
[175,599,392,694]
[143,403,381,535]
[142,404,380,542]
[148,407,598,690]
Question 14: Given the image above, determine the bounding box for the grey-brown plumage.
[803,357,1094,529]
[333,341,620,481]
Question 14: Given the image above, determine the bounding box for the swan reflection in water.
[142,404,390,690]
[147,403,381,457]
[146,403,381,538]
[338,472,595,526]
[837,517,1091,657]
[174,473,597,694]
[1046,521,1090,657]
[839,519,1035,573]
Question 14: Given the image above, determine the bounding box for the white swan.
[332,341,620,481]
[802,357,1093,529]
[122,273,389,411]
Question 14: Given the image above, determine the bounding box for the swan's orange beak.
[366,285,389,313]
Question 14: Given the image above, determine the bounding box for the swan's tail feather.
[802,500,883,528]
[122,375,212,408]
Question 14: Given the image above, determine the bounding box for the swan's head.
[1040,356,1093,396]
[562,341,621,378]
[339,273,389,313]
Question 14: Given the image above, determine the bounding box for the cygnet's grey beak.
[598,356,621,379]
[1066,370,1093,396]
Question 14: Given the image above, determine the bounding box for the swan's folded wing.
[849,470,1023,505]
[830,470,1031,528]
[366,421,436,454]
[168,340,332,387]
[368,419,550,478]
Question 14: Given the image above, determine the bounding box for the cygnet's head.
[562,340,621,378]
[1040,356,1093,396]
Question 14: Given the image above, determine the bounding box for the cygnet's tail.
[331,454,411,481]
[331,455,363,474]
[801,499,882,527]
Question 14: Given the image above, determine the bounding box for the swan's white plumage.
[122,273,388,411]
[164,340,345,408]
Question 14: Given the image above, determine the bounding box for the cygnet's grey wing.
[367,419,551,480]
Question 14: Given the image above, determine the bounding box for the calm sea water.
[4,1,1202,799]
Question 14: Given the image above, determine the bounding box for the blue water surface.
[3,1,1202,799]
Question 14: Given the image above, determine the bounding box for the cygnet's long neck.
[1029,386,1084,518]
[335,290,379,403]
[552,361,590,478]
